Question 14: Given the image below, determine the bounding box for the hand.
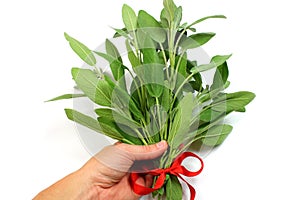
[34,141,168,200]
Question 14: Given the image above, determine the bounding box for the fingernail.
[157,140,167,149]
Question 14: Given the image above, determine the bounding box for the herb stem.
[159,43,170,80]
[155,97,163,140]
[169,73,194,110]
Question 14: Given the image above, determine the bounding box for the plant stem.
[169,73,194,110]
[155,97,163,140]
[159,43,170,80]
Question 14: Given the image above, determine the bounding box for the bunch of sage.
[48,0,255,199]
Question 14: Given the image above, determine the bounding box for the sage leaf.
[200,124,233,146]
[64,33,96,66]
[46,93,86,102]
[95,108,141,130]
[160,81,172,111]
[71,68,113,106]
[112,85,143,119]
[105,39,122,63]
[211,61,229,90]
[122,4,137,32]
[142,64,164,97]
[137,10,166,43]
[94,51,128,84]
[65,109,123,140]
[187,60,202,91]
[125,39,141,69]
[200,108,224,122]
[105,39,125,82]
[160,9,169,27]
[180,32,216,50]
[173,6,182,28]
[187,15,227,29]
[169,93,197,147]
[211,91,256,113]
[176,52,187,77]
[142,36,160,64]
[163,0,177,21]
[211,54,232,67]
[99,116,143,145]
[190,54,232,74]
[112,27,130,39]
[166,175,182,200]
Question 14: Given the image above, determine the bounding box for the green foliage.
[166,175,182,200]
[180,32,216,50]
[105,39,124,81]
[46,94,86,102]
[64,33,96,66]
[122,4,137,32]
[200,124,233,146]
[137,10,166,43]
[71,68,113,107]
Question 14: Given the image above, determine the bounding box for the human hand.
[34,141,168,200]
[84,141,168,200]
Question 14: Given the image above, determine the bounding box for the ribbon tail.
[178,174,196,200]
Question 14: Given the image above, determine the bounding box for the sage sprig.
[49,0,255,199]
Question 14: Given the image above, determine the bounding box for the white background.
[1,0,299,199]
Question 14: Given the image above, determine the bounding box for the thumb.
[116,140,168,161]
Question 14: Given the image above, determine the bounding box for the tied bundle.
[48,0,255,199]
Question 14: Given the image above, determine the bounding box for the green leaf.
[105,39,122,63]
[105,39,125,82]
[166,175,182,200]
[71,68,113,106]
[64,33,96,66]
[94,108,114,120]
[187,15,227,29]
[180,32,216,50]
[137,36,164,97]
[169,93,197,147]
[46,93,86,102]
[64,109,123,140]
[163,0,177,21]
[211,54,232,67]
[211,61,229,90]
[211,91,256,113]
[112,27,130,39]
[122,4,137,32]
[112,85,144,119]
[200,124,233,146]
[98,116,143,145]
[160,9,169,27]
[94,51,128,86]
[187,60,202,91]
[176,52,187,77]
[94,51,122,66]
[160,81,172,111]
[190,54,232,74]
[143,64,164,97]
[95,108,141,129]
[125,39,141,69]
[200,108,224,122]
[142,35,160,63]
[137,10,166,43]
[173,6,182,28]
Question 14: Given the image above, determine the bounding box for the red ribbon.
[130,152,204,200]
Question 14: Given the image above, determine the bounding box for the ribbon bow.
[130,152,204,200]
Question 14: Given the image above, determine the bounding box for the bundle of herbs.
[49,0,255,199]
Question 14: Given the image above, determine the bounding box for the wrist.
[75,166,102,200]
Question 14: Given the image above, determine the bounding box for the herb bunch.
[49,0,255,199]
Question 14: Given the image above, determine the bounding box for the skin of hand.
[33,140,168,200]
